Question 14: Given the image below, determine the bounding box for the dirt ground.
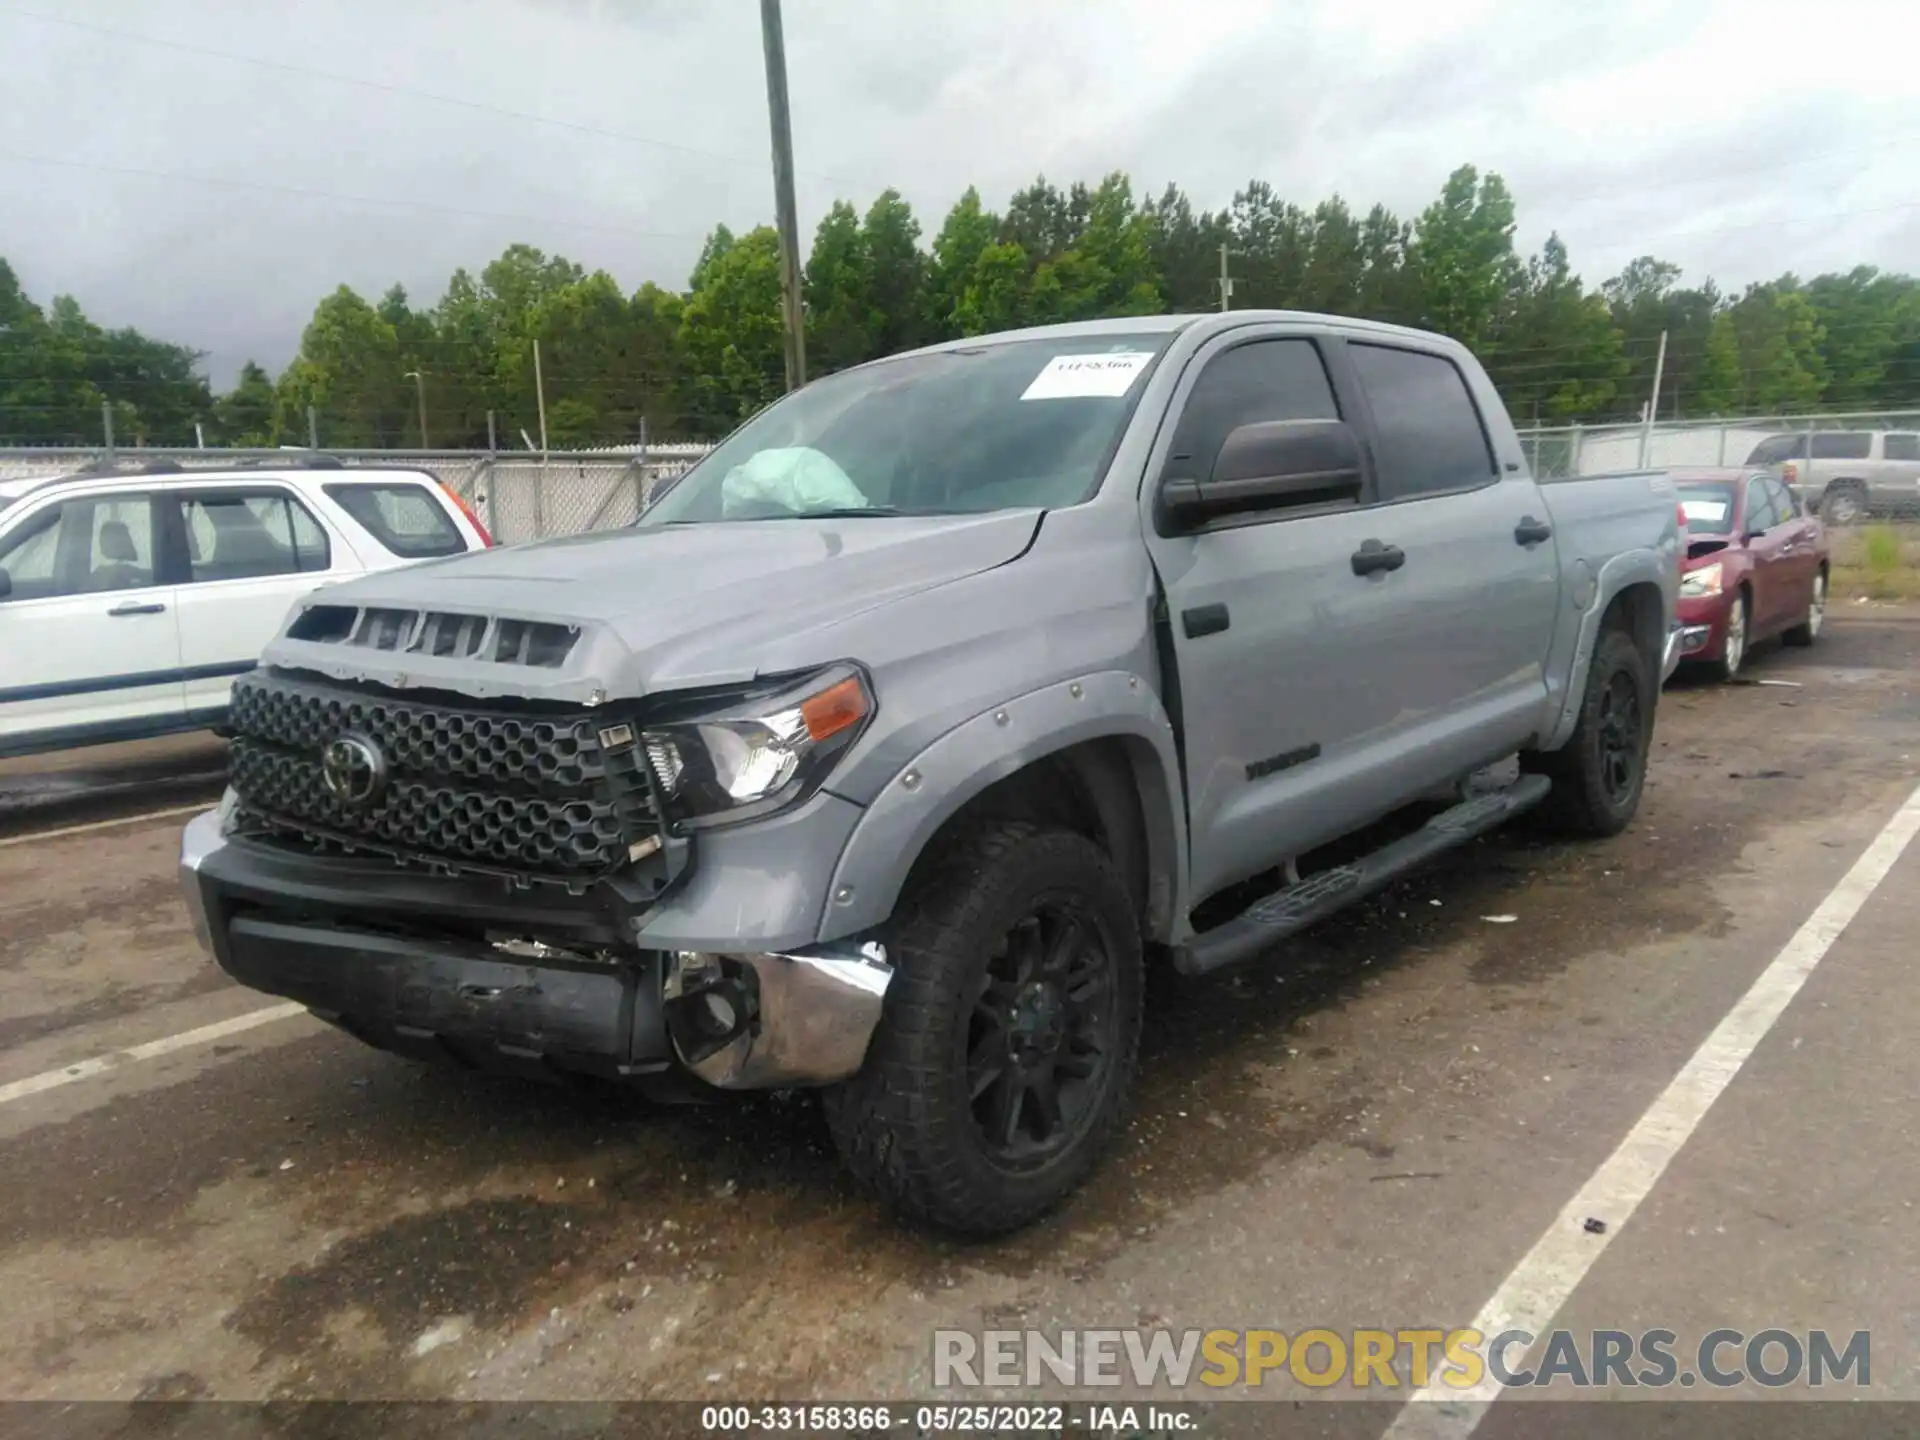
[1,606,1917,1425]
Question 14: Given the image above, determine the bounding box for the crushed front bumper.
[178,808,892,1090]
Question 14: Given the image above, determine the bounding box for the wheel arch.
[818,672,1188,947]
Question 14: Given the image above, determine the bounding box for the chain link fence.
[1515,410,1920,480]
[0,444,713,543]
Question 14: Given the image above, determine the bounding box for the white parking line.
[0,802,209,849]
[1385,778,1920,1439]
[0,1002,307,1108]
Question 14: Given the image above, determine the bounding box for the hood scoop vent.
[288,603,580,669]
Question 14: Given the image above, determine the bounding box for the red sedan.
[1673,467,1830,680]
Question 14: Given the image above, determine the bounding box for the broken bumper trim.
[177,808,675,1078]
[664,942,893,1089]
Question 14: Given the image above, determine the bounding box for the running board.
[1171,773,1552,977]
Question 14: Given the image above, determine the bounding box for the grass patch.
[1830,521,1920,601]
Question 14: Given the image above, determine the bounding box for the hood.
[264,509,1042,697]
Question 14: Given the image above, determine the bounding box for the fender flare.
[816,670,1189,945]
[1542,548,1674,752]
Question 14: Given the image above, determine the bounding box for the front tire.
[1783,569,1826,647]
[1713,590,1750,681]
[823,822,1144,1236]
[1522,627,1652,838]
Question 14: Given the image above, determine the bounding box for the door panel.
[0,492,184,750]
[168,488,346,716]
[1741,477,1790,633]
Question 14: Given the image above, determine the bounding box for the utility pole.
[307,404,319,449]
[404,369,429,450]
[533,340,550,455]
[760,0,806,390]
[1637,329,1668,468]
[1217,243,1237,312]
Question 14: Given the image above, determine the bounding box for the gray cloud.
[3,0,1915,388]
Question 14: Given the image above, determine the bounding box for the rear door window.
[1744,479,1778,534]
[1810,432,1871,460]
[1884,433,1920,462]
[1347,343,1497,501]
[1763,476,1800,522]
[178,490,331,582]
[323,482,465,559]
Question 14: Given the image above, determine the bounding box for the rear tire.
[1522,628,1652,838]
[1821,483,1866,526]
[822,822,1144,1236]
[1782,569,1826,647]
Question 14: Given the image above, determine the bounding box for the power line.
[0,150,705,241]
[0,2,860,189]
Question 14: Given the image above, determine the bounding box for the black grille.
[227,671,653,880]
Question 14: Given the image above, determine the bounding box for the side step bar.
[1171,773,1552,977]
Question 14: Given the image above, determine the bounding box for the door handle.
[1350,539,1406,577]
[1514,516,1554,546]
[107,600,166,616]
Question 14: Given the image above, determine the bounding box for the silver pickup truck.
[180,312,1681,1234]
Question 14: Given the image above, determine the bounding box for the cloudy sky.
[3,0,1917,387]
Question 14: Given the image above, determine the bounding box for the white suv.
[0,462,491,759]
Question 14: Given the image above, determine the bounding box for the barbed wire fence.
[0,443,715,544]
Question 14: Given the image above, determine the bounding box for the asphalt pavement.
[1,607,1916,1432]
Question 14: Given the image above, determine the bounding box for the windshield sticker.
[1020,351,1156,400]
[1682,499,1731,525]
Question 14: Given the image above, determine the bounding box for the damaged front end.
[179,656,894,1095]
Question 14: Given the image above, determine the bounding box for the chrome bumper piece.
[178,807,226,957]
[664,942,893,1089]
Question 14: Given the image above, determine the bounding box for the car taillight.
[439,481,494,547]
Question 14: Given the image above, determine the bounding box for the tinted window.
[179,491,330,582]
[1884,433,1920,462]
[1348,344,1496,500]
[0,494,156,601]
[1745,435,1805,465]
[1744,480,1777,534]
[1810,431,1871,460]
[325,482,465,558]
[1163,339,1340,485]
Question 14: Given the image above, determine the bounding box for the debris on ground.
[1481,915,1519,924]
[1584,1217,1607,1234]
[411,1316,472,1357]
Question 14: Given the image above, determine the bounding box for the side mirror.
[0,568,11,600]
[1159,419,1363,534]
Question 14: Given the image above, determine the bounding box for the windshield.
[640,334,1171,525]
[1678,483,1737,533]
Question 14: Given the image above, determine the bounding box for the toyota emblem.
[321,733,386,806]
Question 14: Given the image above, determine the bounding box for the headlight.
[1679,562,1723,598]
[640,665,873,831]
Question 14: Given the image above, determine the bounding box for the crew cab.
[179,313,1680,1235]
[0,462,490,758]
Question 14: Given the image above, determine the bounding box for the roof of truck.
[886,309,1459,365]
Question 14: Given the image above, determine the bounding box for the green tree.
[679,225,785,435]
[925,189,1001,339]
[1691,311,1743,415]
[805,200,878,374]
[1408,165,1521,348]
[214,361,276,445]
[276,285,407,447]
[863,189,928,356]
